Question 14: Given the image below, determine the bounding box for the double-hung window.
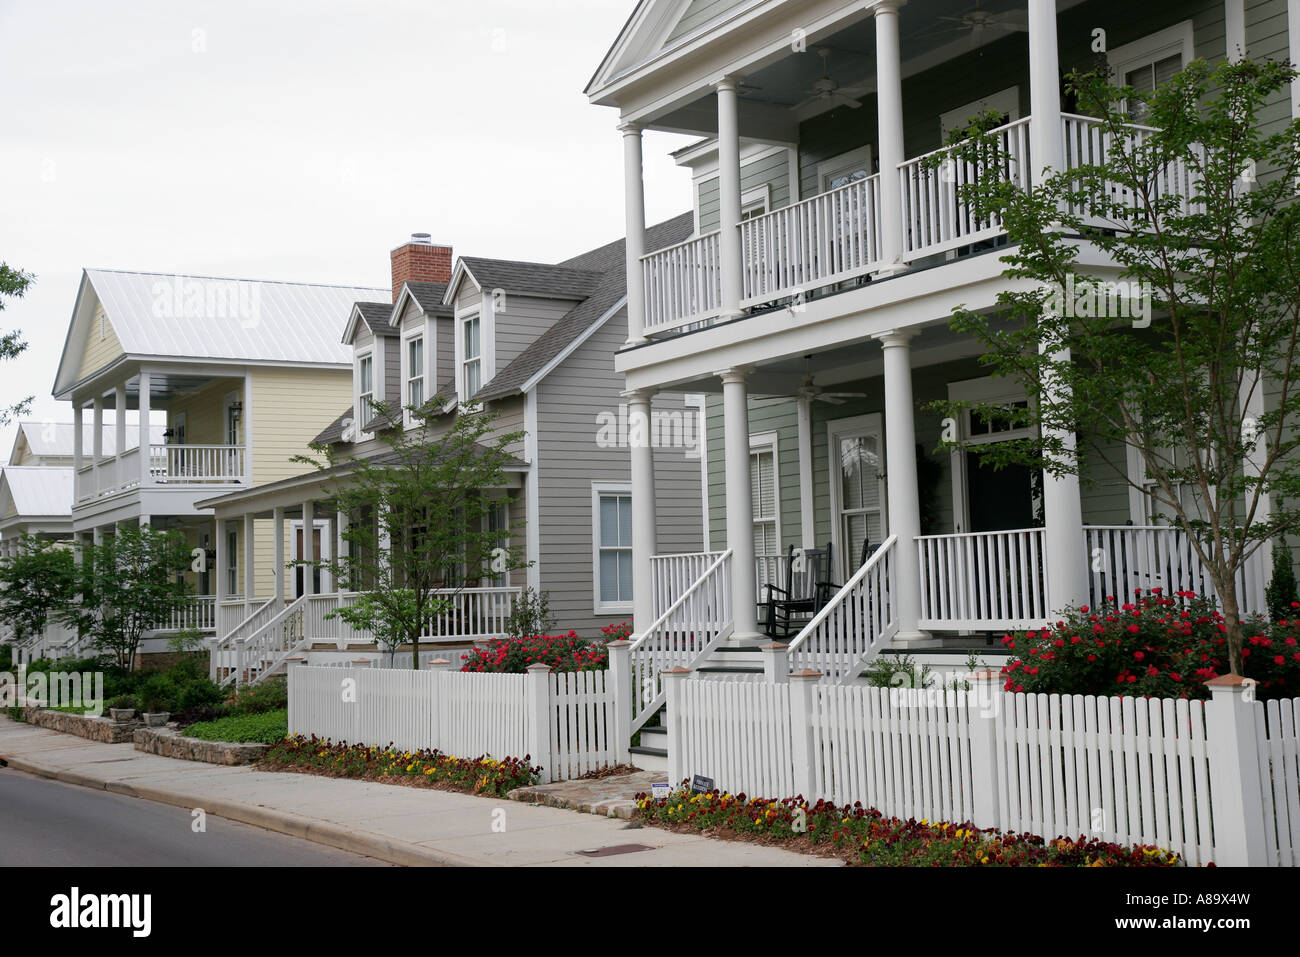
[1108,23,1194,123]
[750,436,779,556]
[406,336,424,411]
[594,485,633,610]
[357,354,374,425]
[462,313,481,399]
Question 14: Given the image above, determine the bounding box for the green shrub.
[502,587,555,642]
[183,709,287,744]
[1266,538,1299,621]
[228,678,288,715]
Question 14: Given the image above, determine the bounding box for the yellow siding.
[167,379,242,446]
[78,305,125,381]
[250,367,353,486]
[11,437,32,465]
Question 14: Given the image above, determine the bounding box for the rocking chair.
[761,542,835,639]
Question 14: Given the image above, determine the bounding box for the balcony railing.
[151,444,245,483]
[641,231,722,335]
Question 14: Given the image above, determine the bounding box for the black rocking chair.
[761,542,835,639]
[817,539,876,601]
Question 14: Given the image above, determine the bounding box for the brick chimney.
[391,233,452,303]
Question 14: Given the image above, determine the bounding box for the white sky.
[0,0,695,425]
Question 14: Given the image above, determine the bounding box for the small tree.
[0,536,78,644]
[65,524,193,671]
[0,262,33,424]
[934,58,1300,674]
[301,398,528,669]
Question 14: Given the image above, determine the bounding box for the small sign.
[690,775,714,794]
[651,781,670,800]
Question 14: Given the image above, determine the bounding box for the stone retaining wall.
[19,707,138,744]
[132,727,268,766]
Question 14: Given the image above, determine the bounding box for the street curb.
[0,751,484,868]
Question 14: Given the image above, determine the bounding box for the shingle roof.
[402,281,451,314]
[354,302,398,336]
[312,407,354,447]
[473,213,693,402]
[456,258,605,301]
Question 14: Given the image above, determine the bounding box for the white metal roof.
[11,421,167,461]
[0,467,74,518]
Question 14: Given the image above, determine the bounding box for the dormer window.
[358,353,374,424]
[406,335,424,410]
[462,313,481,399]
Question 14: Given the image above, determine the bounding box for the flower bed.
[636,788,1182,867]
[1001,589,1300,700]
[462,631,610,673]
[259,734,540,796]
[182,709,287,744]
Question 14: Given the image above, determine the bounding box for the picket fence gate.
[663,670,1300,867]
[288,663,615,783]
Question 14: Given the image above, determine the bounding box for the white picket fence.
[664,671,1300,866]
[288,663,615,782]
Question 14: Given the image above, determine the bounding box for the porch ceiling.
[95,372,242,410]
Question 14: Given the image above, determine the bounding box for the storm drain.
[574,843,654,858]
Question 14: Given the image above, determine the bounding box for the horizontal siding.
[78,304,125,381]
[250,368,353,486]
[698,148,792,233]
[492,294,576,378]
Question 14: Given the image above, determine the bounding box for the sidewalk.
[0,718,837,867]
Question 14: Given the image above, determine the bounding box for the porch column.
[114,382,127,467]
[874,0,907,273]
[214,518,228,607]
[876,331,926,641]
[72,403,83,496]
[796,395,816,548]
[138,370,152,487]
[1027,0,1064,182]
[336,510,349,592]
[626,388,658,635]
[302,500,316,598]
[326,511,339,593]
[716,75,744,319]
[91,397,103,489]
[1226,0,1246,61]
[621,121,648,345]
[720,367,759,639]
[1041,342,1089,614]
[272,506,286,601]
[243,513,256,599]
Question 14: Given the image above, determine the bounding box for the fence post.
[1205,674,1270,866]
[663,667,691,787]
[526,663,553,784]
[426,658,449,751]
[607,640,632,764]
[788,670,821,801]
[965,669,1003,831]
[762,643,789,683]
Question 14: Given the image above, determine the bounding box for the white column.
[626,388,658,635]
[1226,0,1247,62]
[796,395,816,548]
[214,518,228,606]
[73,403,83,499]
[326,511,339,594]
[244,513,256,599]
[241,371,253,483]
[622,121,648,345]
[716,75,744,318]
[302,500,316,598]
[720,367,758,639]
[876,331,926,641]
[273,506,286,601]
[1028,0,1064,182]
[114,382,127,467]
[137,370,152,487]
[336,510,349,593]
[91,397,103,490]
[874,0,908,273]
[1041,341,1089,613]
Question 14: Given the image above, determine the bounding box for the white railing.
[1061,113,1205,225]
[151,444,245,484]
[739,173,882,307]
[1085,525,1268,616]
[917,528,1048,630]
[299,586,521,645]
[215,596,278,644]
[787,535,897,682]
[900,115,1032,260]
[289,664,615,783]
[159,596,216,633]
[218,595,308,688]
[641,231,722,335]
[628,549,734,734]
[754,553,789,605]
[649,551,724,621]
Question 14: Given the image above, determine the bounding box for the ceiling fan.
[914,1,1029,49]
[792,48,870,111]
[756,373,867,406]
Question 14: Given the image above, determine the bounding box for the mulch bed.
[254,760,514,797]
[575,763,643,780]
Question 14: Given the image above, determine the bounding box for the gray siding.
[665,0,748,44]
[535,307,704,636]
[697,148,792,233]
[492,294,578,377]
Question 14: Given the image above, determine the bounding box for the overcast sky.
[0,0,695,427]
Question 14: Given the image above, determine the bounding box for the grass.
[182,709,287,744]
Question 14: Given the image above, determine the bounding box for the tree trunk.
[1215,572,1245,675]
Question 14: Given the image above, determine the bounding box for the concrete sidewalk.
[0,718,838,867]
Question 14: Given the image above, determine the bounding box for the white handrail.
[917,527,1047,629]
[787,534,897,682]
[219,595,308,688]
[640,230,722,334]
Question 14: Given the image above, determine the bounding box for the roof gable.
[343,302,398,345]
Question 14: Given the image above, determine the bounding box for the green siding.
[666,0,750,45]
[697,148,792,233]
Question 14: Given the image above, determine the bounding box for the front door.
[828,414,886,580]
[949,379,1043,534]
[293,524,326,596]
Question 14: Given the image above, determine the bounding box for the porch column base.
[871,261,909,279]
[892,629,932,644]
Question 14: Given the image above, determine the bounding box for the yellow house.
[52,268,386,644]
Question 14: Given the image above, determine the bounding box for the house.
[51,267,388,658]
[585,0,1284,715]
[197,229,706,684]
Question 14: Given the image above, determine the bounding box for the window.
[594,487,633,609]
[1107,22,1194,123]
[940,87,1019,139]
[357,354,374,424]
[741,185,770,221]
[406,336,424,411]
[837,433,883,572]
[750,436,779,556]
[818,146,873,193]
[226,529,239,596]
[462,313,481,399]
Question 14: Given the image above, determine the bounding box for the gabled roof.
[312,407,355,447]
[394,281,451,319]
[343,302,399,344]
[446,258,604,304]
[54,269,388,397]
[473,213,694,402]
[8,421,166,463]
[0,467,74,519]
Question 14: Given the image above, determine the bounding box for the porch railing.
[300,586,522,645]
[739,173,882,307]
[1084,525,1268,616]
[159,596,216,633]
[787,534,897,683]
[917,527,1049,630]
[649,551,725,621]
[151,444,245,483]
[900,115,1032,260]
[641,231,722,335]
[628,549,733,734]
